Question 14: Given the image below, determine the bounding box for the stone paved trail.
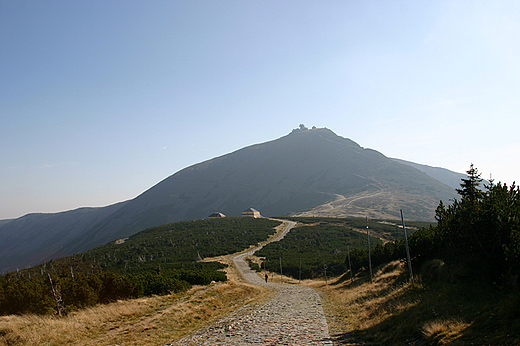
[170,221,333,346]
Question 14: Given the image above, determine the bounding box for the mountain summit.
[0,127,457,271]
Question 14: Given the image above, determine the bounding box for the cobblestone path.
[170,221,333,345]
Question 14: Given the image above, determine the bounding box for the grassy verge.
[310,261,520,345]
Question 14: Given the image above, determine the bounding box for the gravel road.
[170,220,333,346]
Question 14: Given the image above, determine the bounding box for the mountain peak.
[0,126,459,271]
[290,124,335,135]
[285,125,361,151]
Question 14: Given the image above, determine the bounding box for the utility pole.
[400,210,414,285]
[367,216,373,284]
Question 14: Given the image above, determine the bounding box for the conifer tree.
[456,163,484,203]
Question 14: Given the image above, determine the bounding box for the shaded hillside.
[0,202,127,273]
[0,127,457,271]
[0,219,13,228]
[392,158,467,190]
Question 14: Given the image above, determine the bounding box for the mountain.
[0,219,13,228]
[0,127,459,272]
[392,158,467,190]
[0,202,127,272]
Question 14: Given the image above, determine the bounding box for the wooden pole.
[299,257,302,283]
[347,245,353,283]
[279,256,283,284]
[400,209,414,285]
[367,216,373,284]
[323,260,327,283]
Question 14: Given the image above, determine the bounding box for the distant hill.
[0,202,127,272]
[0,127,460,272]
[392,158,466,190]
[0,219,13,228]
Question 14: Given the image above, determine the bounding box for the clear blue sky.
[1,1,519,219]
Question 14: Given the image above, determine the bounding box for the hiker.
[265,273,268,283]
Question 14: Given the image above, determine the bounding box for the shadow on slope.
[324,261,520,346]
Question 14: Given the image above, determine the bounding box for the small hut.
[208,212,226,218]
[241,208,261,218]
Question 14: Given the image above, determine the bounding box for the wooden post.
[347,245,353,283]
[279,256,283,284]
[367,216,373,284]
[400,210,414,285]
[299,257,302,283]
[323,260,328,283]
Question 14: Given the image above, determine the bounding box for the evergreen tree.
[456,163,484,203]
[431,165,520,282]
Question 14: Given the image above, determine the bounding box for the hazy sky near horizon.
[2,1,520,219]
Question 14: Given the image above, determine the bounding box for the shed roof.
[243,207,259,213]
[208,212,226,218]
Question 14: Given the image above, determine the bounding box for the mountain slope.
[0,219,13,228]
[392,158,467,190]
[0,127,458,271]
[0,202,127,271]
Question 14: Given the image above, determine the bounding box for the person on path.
[265,273,268,283]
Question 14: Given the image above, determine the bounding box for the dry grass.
[422,318,470,345]
[308,261,479,345]
[308,261,415,338]
[0,282,265,346]
[310,258,520,345]
[294,189,439,221]
[0,251,271,346]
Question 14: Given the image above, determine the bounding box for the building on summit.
[208,212,226,218]
[241,208,261,218]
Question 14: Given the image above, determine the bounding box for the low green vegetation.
[279,216,432,239]
[397,164,519,285]
[256,216,433,280]
[88,217,280,274]
[256,220,379,279]
[0,217,280,316]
